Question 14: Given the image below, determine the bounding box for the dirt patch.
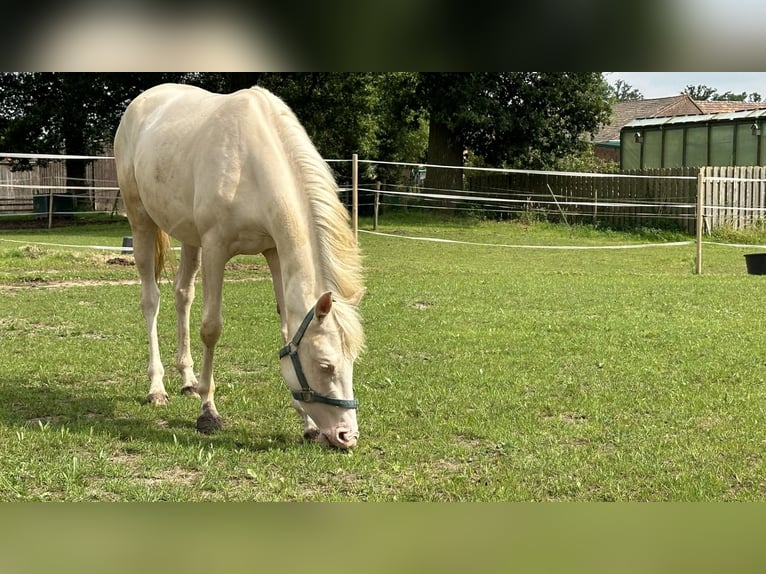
[26,415,66,426]
[0,218,126,230]
[0,276,274,291]
[106,257,134,266]
[225,262,269,272]
[142,466,202,487]
[108,448,203,488]
[0,278,142,291]
[559,412,588,424]
[454,434,484,450]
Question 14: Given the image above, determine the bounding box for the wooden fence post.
[695,169,704,275]
[352,153,358,242]
[47,186,53,229]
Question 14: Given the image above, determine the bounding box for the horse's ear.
[315,291,333,321]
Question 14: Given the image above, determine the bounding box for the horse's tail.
[154,228,171,282]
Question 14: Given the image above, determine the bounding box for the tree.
[252,73,428,201]
[414,73,612,195]
[683,84,762,102]
[256,73,380,162]
[609,79,644,102]
[370,73,428,165]
[713,90,762,103]
[683,84,718,101]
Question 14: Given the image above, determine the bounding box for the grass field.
[1,213,766,501]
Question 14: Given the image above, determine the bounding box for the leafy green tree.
[683,84,718,101]
[415,72,612,193]
[253,73,427,198]
[371,72,428,168]
[683,84,762,102]
[609,79,644,102]
[257,73,379,163]
[713,90,762,102]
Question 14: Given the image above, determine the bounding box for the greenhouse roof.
[624,107,766,130]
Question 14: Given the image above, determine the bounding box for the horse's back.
[115,83,210,158]
[115,83,297,249]
[116,82,291,155]
[114,83,215,196]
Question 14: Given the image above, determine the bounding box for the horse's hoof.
[181,385,200,399]
[145,392,169,406]
[196,412,223,434]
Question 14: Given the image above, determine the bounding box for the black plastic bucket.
[744,253,766,275]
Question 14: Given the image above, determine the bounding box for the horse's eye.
[319,363,336,375]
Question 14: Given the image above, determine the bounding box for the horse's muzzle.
[319,426,359,450]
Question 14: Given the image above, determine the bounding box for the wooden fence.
[466,166,766,234]
[700,166,766,231]
[467,167,700,233]
[2,157,766,234]
[0,158,120,215]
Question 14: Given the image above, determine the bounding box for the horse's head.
[279,291,363,450]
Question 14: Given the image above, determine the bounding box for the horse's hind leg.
[175,244,201,398]
[132,224,168,405]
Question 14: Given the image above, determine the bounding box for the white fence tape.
[359,229,694,250]
[0,237,130,252]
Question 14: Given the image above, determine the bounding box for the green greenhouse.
[620,108,766,170]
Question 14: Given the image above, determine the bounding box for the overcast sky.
[606,73,766,99]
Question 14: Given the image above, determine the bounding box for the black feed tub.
[744,253,766,275]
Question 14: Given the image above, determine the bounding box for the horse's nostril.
[336,428,359,448]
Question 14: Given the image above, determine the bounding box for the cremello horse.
[114,83,364,449]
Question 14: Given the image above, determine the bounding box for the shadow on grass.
[0,376,306,453]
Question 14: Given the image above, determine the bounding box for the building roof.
[695,100,766,114]
[592,94,766,145]
[592,94,703,143]
[623,107,766,130]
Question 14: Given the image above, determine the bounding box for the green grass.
[1,214,766,500]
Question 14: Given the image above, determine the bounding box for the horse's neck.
[270,189,335,336]
[279,240,325,333]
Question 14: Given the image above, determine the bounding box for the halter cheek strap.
[278,306,359,409]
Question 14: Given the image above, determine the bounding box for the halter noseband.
[278,306,359,409]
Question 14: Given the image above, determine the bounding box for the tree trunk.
[425,117,463,210]
[61,74,92,211]
[64,124,90,211]
[225,73,263,92]
[65,157,88,210]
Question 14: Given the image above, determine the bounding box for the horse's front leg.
[175,244,201,398]
[292,400,320,441]
[263,248,288,341]
[195,249,226,433]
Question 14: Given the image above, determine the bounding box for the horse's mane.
[256,87,365,358]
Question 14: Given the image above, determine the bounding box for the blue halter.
[278,306,359,409]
